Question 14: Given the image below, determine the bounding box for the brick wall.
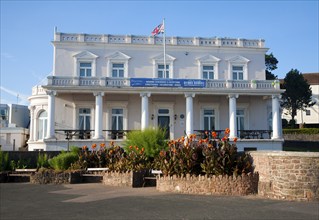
[250,151,319,201]
[156,173,259,196]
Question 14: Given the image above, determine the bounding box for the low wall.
[102,170,149,188]
[283,134,319,141]
[156,173,259,196]
[30,171,82,184]
[250,151,319,201]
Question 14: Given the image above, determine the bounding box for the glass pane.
[118,116,123,130]
[209,72,214,79]
[112,116,117,130]
[239,72,243,80]
[80,69,85,77]
[112,109,123,114]
[237,110,244,115]
[165,71,169,78]
[85,116,90,130]
[204,110,213,115]
[158,71,163,78]
[43,120,47,139]
[113,63,124,68]
[158,109,169,114]
[233,66,243,71]
[158,64,164,69]
[119,70,124,77]
[233,72,237,80]
[80,62,91,67]
[211,117,215,130]
[112,70,117,77]
[79,116,84,130]
[204,117,209,130]
[203,72,208,79]
[203,66,214,70]
[86,69,91,77]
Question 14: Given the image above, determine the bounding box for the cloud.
[1,52,14,59]
[0,86,29,102]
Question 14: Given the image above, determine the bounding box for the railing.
[56,33,265,48]
[55,129,132,140]
[47,76,279,90]
[194,130,272,140]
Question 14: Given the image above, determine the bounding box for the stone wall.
[283,134,319,141]
[156,173,259,196]
[30,171,82,184]
[250,151,319,201]
[102,170,149,188]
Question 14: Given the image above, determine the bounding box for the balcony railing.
[194,130,272,140]
[55,129,132,141]
[45,76,279,91]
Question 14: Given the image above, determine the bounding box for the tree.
[265,53,278,80]
[281,69,315,126]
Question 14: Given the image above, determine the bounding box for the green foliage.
[36,153,50,169]
[123,128,168,158]
[265,53,278,80]
[10,159,31,170]
[155,132,253,177]
[0,151,9,171]
[48,150,79,171]
[281,69,316,122]
[283,128,319,135]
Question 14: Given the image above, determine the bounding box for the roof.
[302,73,319,85]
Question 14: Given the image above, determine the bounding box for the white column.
[185,93,195,136]
[228,94,238,138]
[272,95,281,139]
[140,93,150,130]
[28,106,35,141]
[46,90,56,139]
[94,92,104,139]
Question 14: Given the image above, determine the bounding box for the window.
[203,109,215,130]
[232,66,244,80]
[0,108,8,120]
[237,109,245,135]
[158,64,170,78]
[203,66,214,79]
[37,111,47,140]
[112,63,124,78]
[112,109,123,130]
[80,62,92,77]
[79,108,91,130]
[306,110,311,116]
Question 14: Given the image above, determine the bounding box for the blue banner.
[130,78,206,88]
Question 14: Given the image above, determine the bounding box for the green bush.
[9,159,31,170]
[123,128,168,158]
[48,147,79,171]
[0,151,9,171]
[37,153,50,169]
[283,128,319,135]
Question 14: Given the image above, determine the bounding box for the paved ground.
[1,183,318,220]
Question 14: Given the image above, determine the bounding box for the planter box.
[157,173,259,196]
[30,170,83,184]
[103,170,152,188]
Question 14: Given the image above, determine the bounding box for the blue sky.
[1,0,318,105]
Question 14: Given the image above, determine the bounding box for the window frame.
[106,51,131,78]
[37,110,47,140]
[152,53,176,79]
[79,62,92,77]
[197,55,220,80]
[73,51,98,77]
[112,63,125,78]
[228,56,250,80]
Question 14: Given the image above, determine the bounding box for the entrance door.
[157,109,170,139]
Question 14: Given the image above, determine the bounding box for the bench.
[82,167,109,177]
[8,169,37,182]
[144,170,162,180]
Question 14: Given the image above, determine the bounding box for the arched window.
[37,111,47,140]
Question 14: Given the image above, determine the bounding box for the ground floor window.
[37,111,47,140]
[237,109,245,137]
[158,109,170,139]
[112,108,123,130]
[203,109,215,130]
[79,108,91,130]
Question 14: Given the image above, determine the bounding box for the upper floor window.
[112,63,125,78]
[203,66,214,79]
[158,64,170,78]
[152,53,176,79]
[73,51,98,77]
[80,62,92,77]
[228,55,250,80]
[197,55,220,80]
[232,66,244,80]
[107,51,131,78]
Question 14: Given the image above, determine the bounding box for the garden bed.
[156,173,259,196]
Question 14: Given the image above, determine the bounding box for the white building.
[0,104,29,151]
[28,32,284,151]
[282,73,319,127]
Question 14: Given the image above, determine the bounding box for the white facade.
[282,73,319,127]
[28,32,284,151]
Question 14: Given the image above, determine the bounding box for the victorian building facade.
[28,32,284,151]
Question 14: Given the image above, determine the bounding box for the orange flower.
[129,145,133,150]
[109,150,113,154]
[159,150,165,157]
[82,145,88,151]
[233,137,238,142]
[222,136,227,142]
[141,147,145,152]
[211,131,217,139]
[91,143,97,149]
[110,141,114,146]
[205,131,208,135]
[225,128,230,135]
[100,143,105,148]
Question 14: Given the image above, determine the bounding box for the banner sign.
[130,78,206,88]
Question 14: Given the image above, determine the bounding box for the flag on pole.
[151,23,164,36]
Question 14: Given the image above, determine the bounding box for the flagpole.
[163,18,167,78]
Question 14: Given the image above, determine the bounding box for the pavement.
[0,183,318,220]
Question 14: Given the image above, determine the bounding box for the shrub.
[0,151,9,171]
[48,147,79,171]
[283,128,319,135]
[123,128,168,158]
[36,153,50,169]
[10,159,31,170]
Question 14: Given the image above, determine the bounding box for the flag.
[151,23,164,36]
